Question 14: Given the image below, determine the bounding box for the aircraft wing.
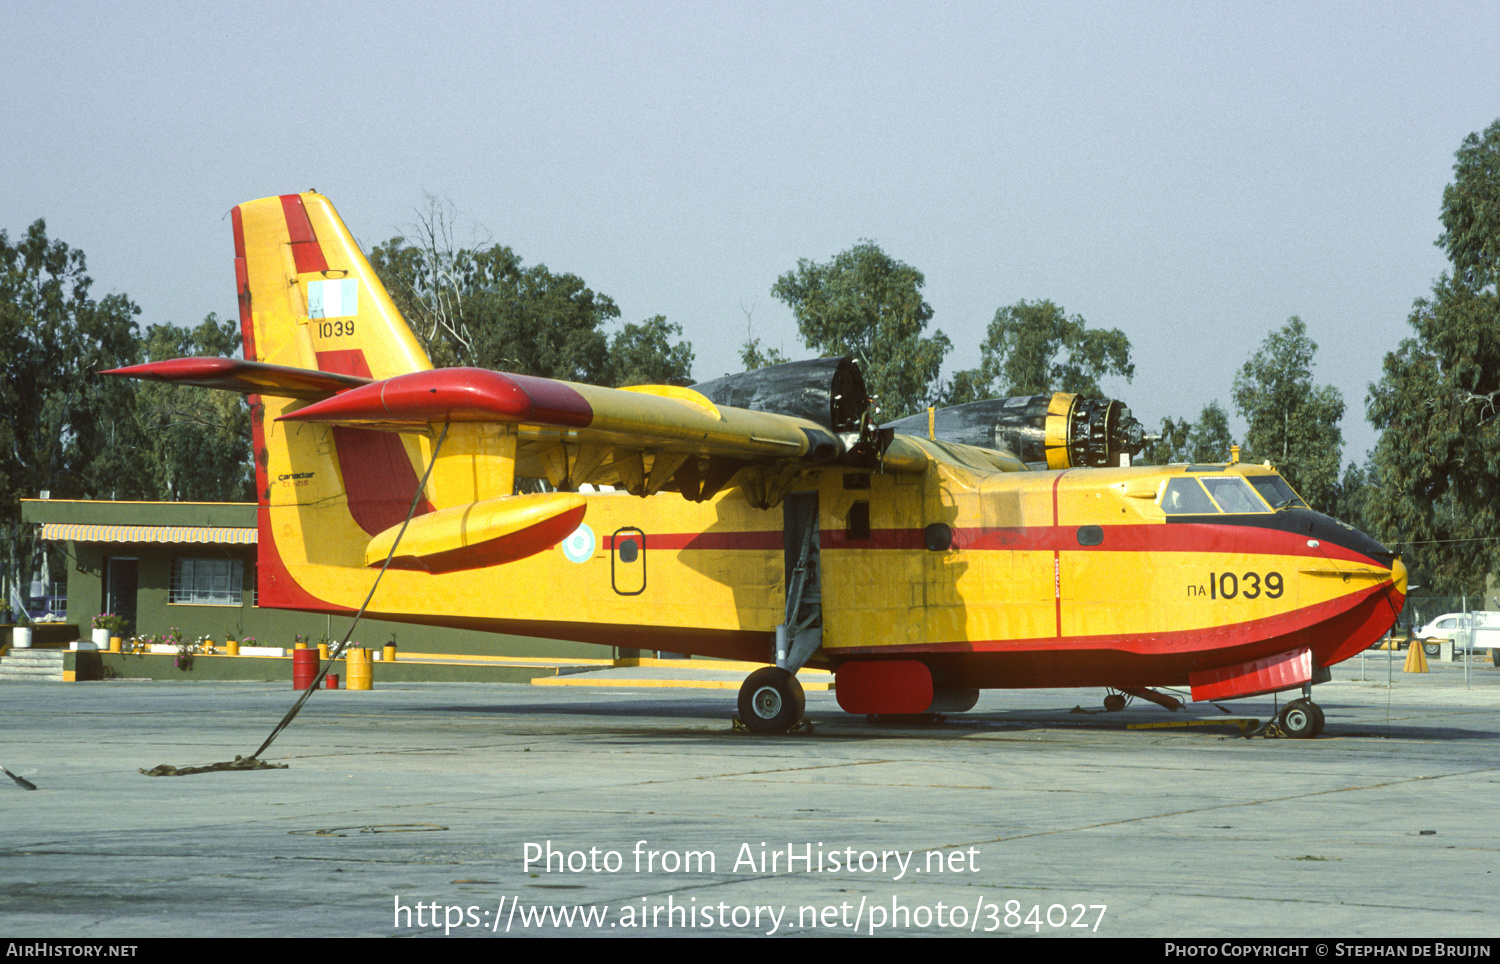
[278,366,844,463]
[104,358,1028,573]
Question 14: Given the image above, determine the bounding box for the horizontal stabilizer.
[102,357,370,400]
[280,368,593,428]
[367,492,587,574]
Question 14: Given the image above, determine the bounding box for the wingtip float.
[108,191,1406,737]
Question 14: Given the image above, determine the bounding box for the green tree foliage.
[465,248,616,382]
[1140,402,1235,465]
[738,338,790,371]
[1231,317,1345,512]
[607,315,694,386]
[946,299,1134,405]
[367,234,471,369]
[1439,121,1500,292]
[370,202,691,386]
[0,221,148,502]
[770,242,950,419]
[0,221,146,602]
[1325,459,1375,537]
[1368,119,1500,593]
[135,315,254,502]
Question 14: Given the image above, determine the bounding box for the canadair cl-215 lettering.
[108,193,1407,737]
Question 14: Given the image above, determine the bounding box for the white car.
[1413,612,1500,664]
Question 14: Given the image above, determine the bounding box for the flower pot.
[92,628,110,650]
[12,627,32,649]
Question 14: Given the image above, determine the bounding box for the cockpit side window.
[1201,476,1271,513]
[1161,478,1219,514]
[1246,475,1306,509]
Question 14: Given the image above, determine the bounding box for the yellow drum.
[346,648,373,690]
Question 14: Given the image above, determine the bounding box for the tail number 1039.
[318,320,354,338]
[1209,571,1282,600]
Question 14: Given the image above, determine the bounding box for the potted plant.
[91,613,124,650]
[12,607,33,649]
[174,630,195,671]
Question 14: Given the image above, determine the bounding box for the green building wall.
[22,500,600,659]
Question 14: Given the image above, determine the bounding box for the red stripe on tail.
[279,194,330,274]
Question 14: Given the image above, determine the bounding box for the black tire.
[1103,693,1127,712]
[1279,699,1320,739]
[738,667,805,734]
[1492,649,1499,668]
[1422,640,1441,658]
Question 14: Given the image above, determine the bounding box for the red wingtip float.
[107,192,1406,736]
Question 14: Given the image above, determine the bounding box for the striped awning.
[37,523,257,545]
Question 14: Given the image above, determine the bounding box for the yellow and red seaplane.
[109,193,1406,736]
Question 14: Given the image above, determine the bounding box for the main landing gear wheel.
[738,667,806,734]
[1278,698,1325,739]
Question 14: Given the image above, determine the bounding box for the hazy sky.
[5,1,1498,461]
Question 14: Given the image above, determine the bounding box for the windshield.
[1160,478,1219,514]
[1201,477,1271,513]
[1246,475,1306,509]
[1161,476,1277,515]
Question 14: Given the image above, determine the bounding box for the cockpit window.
[1161,478,1219,514]
[1201,476,1271,513]
[1246,475,1306,509]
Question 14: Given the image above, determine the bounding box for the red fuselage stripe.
[615,523,1381,564]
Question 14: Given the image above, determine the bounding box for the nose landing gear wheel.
[737,667,806,734]
[1278,698,1325,738]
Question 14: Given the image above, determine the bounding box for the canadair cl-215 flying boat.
[108,193,1407,737]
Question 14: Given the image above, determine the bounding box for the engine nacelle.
[885,392,1145,468]
[691,357,868,435]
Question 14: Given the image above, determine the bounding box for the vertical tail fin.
[113,194,566,609]
[232,193,438,609]
[232,192,431,381]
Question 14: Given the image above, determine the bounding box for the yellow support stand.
[1404,641,1429,673]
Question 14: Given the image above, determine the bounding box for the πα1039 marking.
[1198,571,1283,600]
[1189,572,1284,598]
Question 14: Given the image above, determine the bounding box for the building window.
[169,558,244,606]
